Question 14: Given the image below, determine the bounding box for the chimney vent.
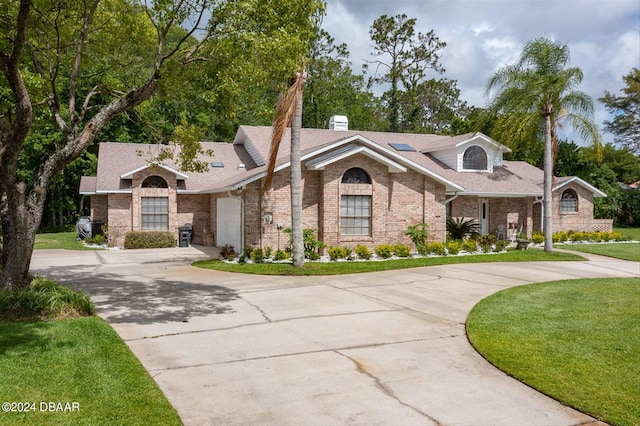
[329,115,348,131]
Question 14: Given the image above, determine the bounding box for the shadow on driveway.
[32,265,239,325]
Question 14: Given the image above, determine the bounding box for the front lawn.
[194,249,585,275]
[0,317,181,425]
[34,232,97,251]
[614,226,640,241]
[559,242,640,261]
[467,278,640,426]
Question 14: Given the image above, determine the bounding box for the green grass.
[614,226,640,241]
[0,316,181,425]
[34,232,98,250]
[195,249,585,275]
[467,278,640,426]
[560,242,640,261]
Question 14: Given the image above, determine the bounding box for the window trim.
[141,196,169,230]
[462,145,488,171]
[341,167,372,184]
[560,189,578,213]
[340,195,371,237]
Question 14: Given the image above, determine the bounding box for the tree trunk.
[290,87,304,268]
[543,113,553,252]
[0,186,43,290]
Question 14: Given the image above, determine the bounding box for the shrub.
[552,231,568,243]
[569,231,587,242]
[86,234,106,246]
[404,223,429,254]
[328,246,349,261]
[462,240,478,253]
[273,250,290,261]
[446,240,461,255]
[375,244,394,259]
[283,228,325,259]
[220,244,236,260]
[355,245,372,260]
[494,240,508,252]
[426,242,446,256]
[0,276,95,321]
[446,217,479,241]
[250,248,264,263]
[394,244,411,257]
[531,232,544,244]
[611,232,623,241]
[479,234,497,247]
[124,231,176,249]
[264,246,273,259]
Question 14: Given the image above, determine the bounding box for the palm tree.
[263,71,306,267]
[486,37,601,252]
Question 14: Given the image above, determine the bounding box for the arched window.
[560,189,578,212]
[463,146,488,170]
[141,175,168,188]
[341,167,371,184]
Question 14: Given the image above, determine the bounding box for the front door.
[216,197,242,250]
[478,198,489,235]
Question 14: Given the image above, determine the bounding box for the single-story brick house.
[80,117,611,250]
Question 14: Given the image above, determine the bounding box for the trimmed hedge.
[124,231,176,249]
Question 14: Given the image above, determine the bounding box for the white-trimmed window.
[341,195,371,236]
[463,146,488,170]
[142,197,169,229]
[560,189,578,212]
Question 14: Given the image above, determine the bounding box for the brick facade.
[251,154,446,253]
[553,182,612,232]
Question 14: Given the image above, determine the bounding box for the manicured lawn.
[467,278,640,426]
[0,317,181,425]
[194,249,585,275]
[34,232,97,251]
[560,242,640,261]
[614,226,640,241]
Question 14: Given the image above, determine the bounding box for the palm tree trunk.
[290,87,304,267]
[543,113,553,252]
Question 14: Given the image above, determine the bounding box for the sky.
[321,0,640,145]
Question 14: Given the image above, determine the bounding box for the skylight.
[389,143,416,152]
[211,162,224,168]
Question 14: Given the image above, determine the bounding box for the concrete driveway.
[31,247,638,425]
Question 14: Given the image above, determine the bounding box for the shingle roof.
[85,127,601,198]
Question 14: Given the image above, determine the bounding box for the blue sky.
[322,0,640,144]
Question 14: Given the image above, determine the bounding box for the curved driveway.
[31,247,638,425]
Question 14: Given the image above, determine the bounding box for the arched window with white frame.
[560,189,578,212]
[462,146,488,171]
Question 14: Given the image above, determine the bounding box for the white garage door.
[216,197,242,250]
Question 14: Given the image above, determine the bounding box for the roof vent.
[237,163,245,170]
[329,115,348,131]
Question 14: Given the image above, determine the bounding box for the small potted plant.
[516,233,530,250]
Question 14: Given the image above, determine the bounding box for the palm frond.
[262,74,304,194]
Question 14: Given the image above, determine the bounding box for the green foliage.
[124,231,176,249]
[552,231,569,243]
[220,244,236,260]
[494,240,508,252]
[0,276,95,321]
[531,232,545,244]
[394,244,411,257]
[328,246,349,261]
[404,223,429,254]
[273,250,290,261]
[479,234,497,247]
[446,240,461,255]
[250,248,264,264]
[375,244,394,259]
[426,242,446,256]
[462,240,478,253]
[283,228,325,260]
[264,246,273,259]
[446,217,479,241]
[85,234,106,246]
[355,244,372,260]
[599,68,640,154]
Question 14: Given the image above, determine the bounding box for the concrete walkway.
[30,247,638,425]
